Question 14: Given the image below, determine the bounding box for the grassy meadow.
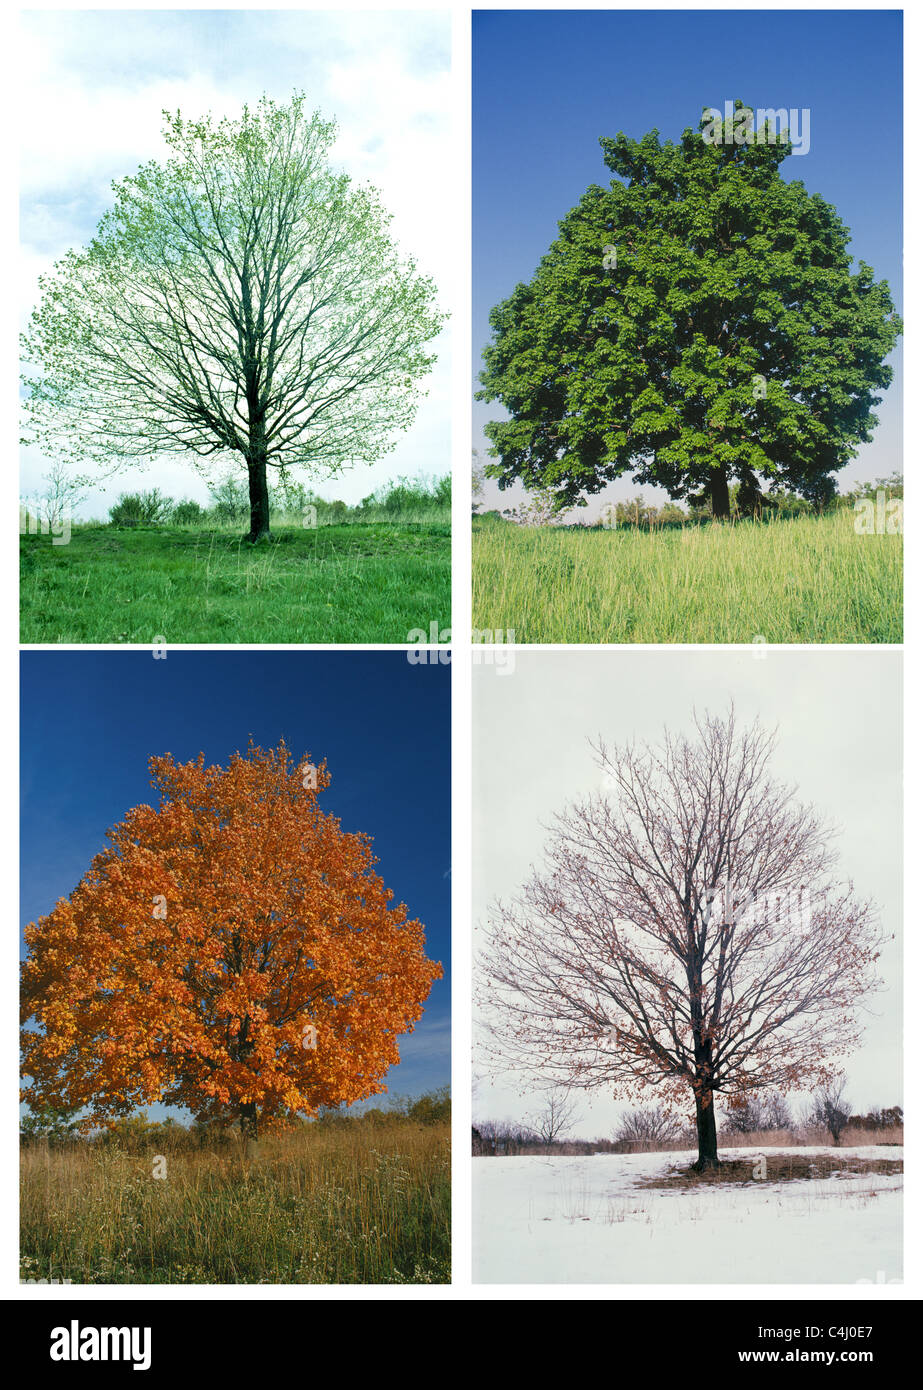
[20,476,451,645]
[21,1104,451,1285]
[472,507,901,644]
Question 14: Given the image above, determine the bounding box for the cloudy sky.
[19,8,451,519]
[473,648,902,1137]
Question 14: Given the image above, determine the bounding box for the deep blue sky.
[473,9,903,512]
[21,650,450,1115]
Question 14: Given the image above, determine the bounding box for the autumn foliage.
[21,742,441,1135]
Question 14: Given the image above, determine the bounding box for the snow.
[473,1145,902,1285]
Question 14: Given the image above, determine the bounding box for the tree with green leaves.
[22,94,444,542]
[478,103,901,518]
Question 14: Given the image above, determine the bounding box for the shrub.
[724,1092,794,1134]
[208,476,249,523]
[20,1106,83,1148]
[614,1106,682,1146]
[171,499,207,525]
[405,1087,451,1126]
[108,489,173,526]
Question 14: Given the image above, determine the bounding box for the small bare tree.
[808,1075,853,1146]
[472,449,486,516]
[526,1086,580,1144]
[478,709,882,1171]
[21,459,86,534]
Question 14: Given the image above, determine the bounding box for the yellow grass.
[20,1118,450,1285]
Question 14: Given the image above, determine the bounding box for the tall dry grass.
[716,1124,904,1150]
[20,1118,450,1285]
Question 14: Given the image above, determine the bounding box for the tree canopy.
[21,741,442,1136]
[478,103,901,517]
[478,710,882,1169]
[22,93,445,540]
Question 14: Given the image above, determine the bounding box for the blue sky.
[473,9,903,517]
[20,650,451,1118]
[20,9,451,519]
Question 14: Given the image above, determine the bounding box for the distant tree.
[502,484,562,527]
[602,494,659,528]
[171,499,207,525]
[21,459,86,534]
[108,488,174,527]
[614,1105,679,1146]
[527,1086,581,1144]
[22,93,443,543]
[472,450,486,515]
[724,1090,792,1133]
[762,1091,794,1131]
[405,1086,452,1125]
[20,1104,83,1148]
[478,709,882,1171]
[724,1095,766,1134]
[807,1075,853,1146]
[208,474,250,524]
[478,103,901,518]
[471,1118,539,1154]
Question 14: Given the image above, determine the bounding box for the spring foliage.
[21,95,444,516]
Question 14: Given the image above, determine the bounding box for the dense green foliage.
[479,104,901,516]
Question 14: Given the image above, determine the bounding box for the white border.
[6,0,916,1307]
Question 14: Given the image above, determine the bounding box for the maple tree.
[478,104,901,517]
[478,710,882,1169]
[21,94,444,542]
[21,742,441,1138]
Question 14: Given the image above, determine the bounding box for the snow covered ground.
[473,1146,902,1285]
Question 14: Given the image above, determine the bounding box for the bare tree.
[22,94,443,543]
[723,1090,792,1134]
[614,1105,680,1147]
[21,459,86,536]
[478,709,881,1170]
[807,1075,853,1146]
[723,1095,767,1135]
[526,1086,581,1144]
[762,1091,795,1132]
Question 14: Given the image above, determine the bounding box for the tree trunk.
[246,452,271,543]
[693,1089,719,1171]
[710,465,731,519]
[240,1102,259,1142]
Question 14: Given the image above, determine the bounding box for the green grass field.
[21,1115,450,1285]
[21,521,450,644]
[472,509,901,644]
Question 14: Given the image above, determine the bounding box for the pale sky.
[19,8,451,519]
[473,648,902,1137]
